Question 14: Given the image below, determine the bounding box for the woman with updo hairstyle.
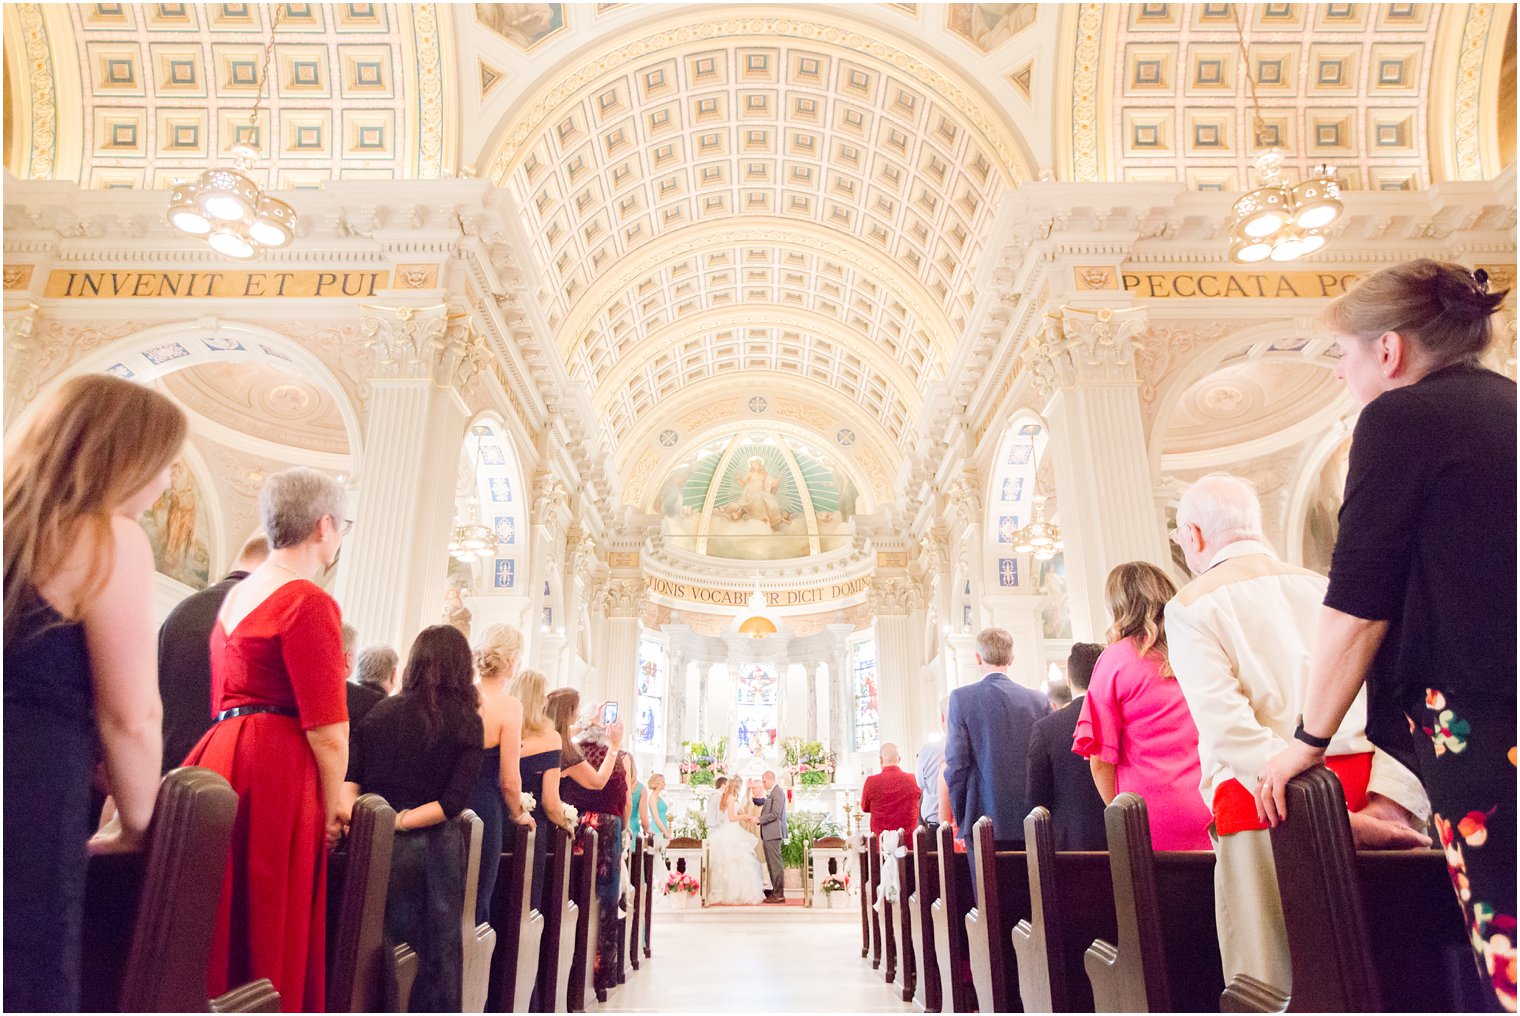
[3,374,186,1011]
[1258,259,1515,1010]
[468,623,531,925]
[184,466,352,1012]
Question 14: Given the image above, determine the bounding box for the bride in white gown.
[706,777,767,904]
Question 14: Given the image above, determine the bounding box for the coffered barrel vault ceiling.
[5,3,1514,493]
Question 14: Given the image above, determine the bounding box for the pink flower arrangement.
[663,872,700,897]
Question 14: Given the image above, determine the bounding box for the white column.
[600,577,644,722]
[826,624,852,758]
[1024,306,1168,641]
[342,305,477,651]
[663,626,689,768]
[870,578,916,753]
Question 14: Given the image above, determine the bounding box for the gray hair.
[1175,473,1264,544]
[355,645,398,688]
[258,467,346,549]
[975,627,1014,667]
[340,623,359,656]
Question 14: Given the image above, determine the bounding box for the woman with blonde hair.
[3,374,186,1011]
[184,466,351,1011]
[1258,260,1515,1010]
[1073,561,1211,850]
[514,670,570,909]
[468,623,531,924]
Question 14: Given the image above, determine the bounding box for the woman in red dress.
[184,467,350,1012]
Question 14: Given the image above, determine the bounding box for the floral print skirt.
[1408,686,1517,1012]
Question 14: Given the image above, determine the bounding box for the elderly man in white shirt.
[1164,473,1431,993]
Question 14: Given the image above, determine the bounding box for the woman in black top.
[343,625,484,1011]
[1258,259,1516,1011]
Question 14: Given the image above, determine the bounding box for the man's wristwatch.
[1293,716,1332,750]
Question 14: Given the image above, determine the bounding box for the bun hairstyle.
[1321,259,1510,368]
[474,623,523,680]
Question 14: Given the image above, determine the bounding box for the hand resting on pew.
[1347,793,1431,850]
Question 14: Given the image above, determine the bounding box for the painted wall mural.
[655,432,863,561]
[141,460,211,590]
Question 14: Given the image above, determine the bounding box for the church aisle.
[605,905,914,1013]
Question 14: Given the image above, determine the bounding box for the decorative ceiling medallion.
[479,58,506,98]
[835,428,856,446]
[658,428,679,447]
[748,396,768,414]
[1009,59,1034,101]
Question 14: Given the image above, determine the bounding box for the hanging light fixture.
[166,10,296,258]
[1011,496,1064,562]
[449,440,499,563]
[1226,9,1341,264]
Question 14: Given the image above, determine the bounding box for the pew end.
[457,810,497,1013]
[963,816,1029,1015]
[327,793,396,1013]
[1221,973,1290,1012]
[910,825,943,1012]
[209,979,281,1013]
[488,823,545,1013]
[931,822,978,1013]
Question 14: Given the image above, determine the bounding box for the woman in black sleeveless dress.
[3,374,187,1010]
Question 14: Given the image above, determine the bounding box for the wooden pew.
[964,817,1030,1014]
[533,824,577,1013]
[487,822,543,1014]
[875,833,900,985]
[627,834,646,973]
[893,833,918,1002]
[1011,806,1116,1013]
[1085,793,1223,1013]
[81,767,280,1012]
[458,811,498,1012]
[641,835,655,959]
[566,826,601,1012]
[866,833,885,970]
[858,833,873,959]
[909,826,943,1012]
[1221,767,1488,1013]
[327,793,396,1012]
[931,823,978,1013]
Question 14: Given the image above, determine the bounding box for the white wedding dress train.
[706,806,767,905]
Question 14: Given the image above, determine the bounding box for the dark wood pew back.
[894,835,917,1002]
[81,767,281,1013]
[328,793,395,1013]
[457,810,496,1012]
[1259,767,1487,1013]
[867,832,885,970]
[964,816,1030,1015]
[910,825,943,1012]
[1012,807,1116,1013]
[487,822,543,1013]
[931,823,978,1013]
[858,834,873,958]
[1085,793,1222,1013]
[534,824,577,1013]
[641,836,655,959]
[627,834,646,972]
[876,832,900,984]
[566,825,600,1012]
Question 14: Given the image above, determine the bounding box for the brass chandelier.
[1012,496,1064,562]
[166,10,295,258]
[1226,8,1342,264]
[450,441,499,563]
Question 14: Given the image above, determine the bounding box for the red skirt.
[184,713,328,1012]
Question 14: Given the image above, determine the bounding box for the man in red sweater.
[860,743,922,836]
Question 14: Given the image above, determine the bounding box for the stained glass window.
[735,662,779,754]
[634,635,666,754]
[853,639,880,752]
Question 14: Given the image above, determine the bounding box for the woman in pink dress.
[1073,561,1212,850]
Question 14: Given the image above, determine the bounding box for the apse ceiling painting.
[654,432,864,561]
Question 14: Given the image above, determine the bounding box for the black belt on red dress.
[214,704,298,723]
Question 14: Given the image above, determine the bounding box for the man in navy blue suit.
[944,627,1051,885]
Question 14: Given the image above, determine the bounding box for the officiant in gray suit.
[759,770,788,903]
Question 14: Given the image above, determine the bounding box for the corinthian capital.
[532,473,570,526]
[1022,305,1148,396]
[360,303,491,391]
[946,475,983,529]
[601,577,647,618]
[869,575,920,616]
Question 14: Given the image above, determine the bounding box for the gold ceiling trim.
[1068,3,1106,183]
[1455,3,1494,180]
[553,219,958,369]
[411,3,448,179]
[15,4,55,180]
[483,11,1030,185]
[586,306,925,418]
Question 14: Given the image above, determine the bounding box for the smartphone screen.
[601,701,619,725]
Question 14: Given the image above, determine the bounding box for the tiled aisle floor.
[603,902,916,1013]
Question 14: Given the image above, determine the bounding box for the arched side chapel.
[3,2,1515,791]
